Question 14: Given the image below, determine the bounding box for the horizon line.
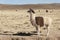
[0,3,60,5]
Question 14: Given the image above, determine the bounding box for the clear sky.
[0,0,60,4]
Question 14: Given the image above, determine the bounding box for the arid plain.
[0,4,60,40]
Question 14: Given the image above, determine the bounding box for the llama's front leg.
[35,24,40,36]
[37,26,40,37]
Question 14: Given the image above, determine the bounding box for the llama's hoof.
[32,31,37,33]
[31,31,37,33]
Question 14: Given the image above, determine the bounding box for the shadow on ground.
[13,32,34,36]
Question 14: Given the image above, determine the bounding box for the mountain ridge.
[0,3,60,10]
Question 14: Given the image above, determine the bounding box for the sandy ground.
[0,9,59,40]
[0,35,57,40]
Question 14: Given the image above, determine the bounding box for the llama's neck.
[30,13,35,21]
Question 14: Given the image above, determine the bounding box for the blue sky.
[0,0,60,4]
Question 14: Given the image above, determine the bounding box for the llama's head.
[27,8,35,14]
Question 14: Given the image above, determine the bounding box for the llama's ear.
[27,8,35,14]
[32,10,35,14]
[30,9,35,13]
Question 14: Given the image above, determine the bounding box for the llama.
[27,8,52,37]
[27,8,41,36]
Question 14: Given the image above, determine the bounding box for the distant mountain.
[0,3,60,10]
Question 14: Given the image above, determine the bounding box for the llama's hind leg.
[47,28,49,37]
